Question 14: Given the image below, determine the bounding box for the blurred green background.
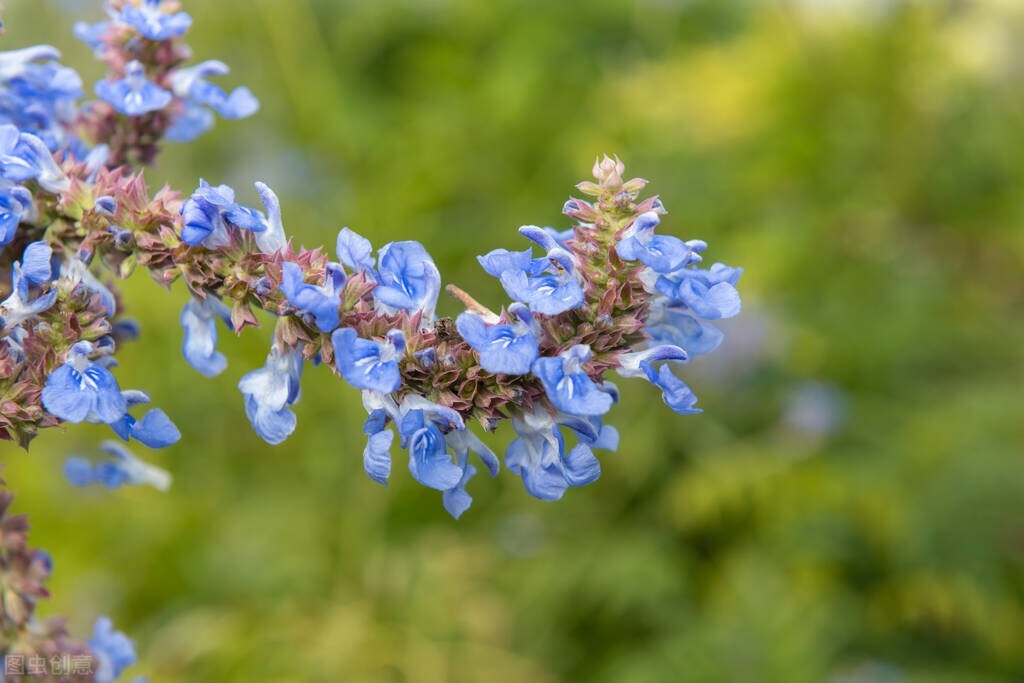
[3,0,1024,681]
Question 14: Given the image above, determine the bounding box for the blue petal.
[332,328,401,393]
[442,459,477,519]
[455,313,538,375]
[88,617,137,682]
[279,262,340,333]
[95,62,172,116]
[646,305,725,357]
[563,444,601,487]
[118,3,192,40]
[42,363,126,424]
[505,434,568,501]
[406,420,462,491]
[532,356,613,417]
[363,429,394,486]
[499,270,584,315]
[374,241,441,315]
[128,408,181,448]
[656,277,741,320]
[518,225,559,252]
[180,299,228,377]
[336,227,375,272]
[641,363,702,415]
[363,408,388,435]
[477,248,532,278]
[64,457,96,487]
[243,395,297,445]
[21,241,52,283]
[166,101,215,143]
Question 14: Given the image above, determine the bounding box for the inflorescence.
[1,0,742,518]
[1,2,741,675]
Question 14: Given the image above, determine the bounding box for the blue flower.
[373,241,441,317]
[238,345,303,445]
[645,297,725,357]
[116,0,192,41]
[0,125,69,192]
[88,616,138,683]
[444,423,499,478]
[180,181,282,251]
[336,227,375,273]
[398,409,463,492]
[614,344,698,415]
[180,296,232,376]
[165,60,257,143]
[532,345,613,417]
[359,393,494,516]
[95,60,172,116]
[616,211,703,274]
[181,180,233,247]
[64,440,172,492]
[655,263,743,320]
[170,60,257,119]
[41,341,127,424]
[279,261,345,333]
[504,407,603,501]
[455,311,538,375]
[0,125,37,182]
[332,328,403,394]
[109,391,181,449]
[181,180,262,247]
[498,246,584,315]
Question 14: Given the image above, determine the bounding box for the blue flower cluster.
[359,393,499,519]
[612,211,742,409]
[624,212,743,358]
[76,0,257,142]
[225,224,442,444]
